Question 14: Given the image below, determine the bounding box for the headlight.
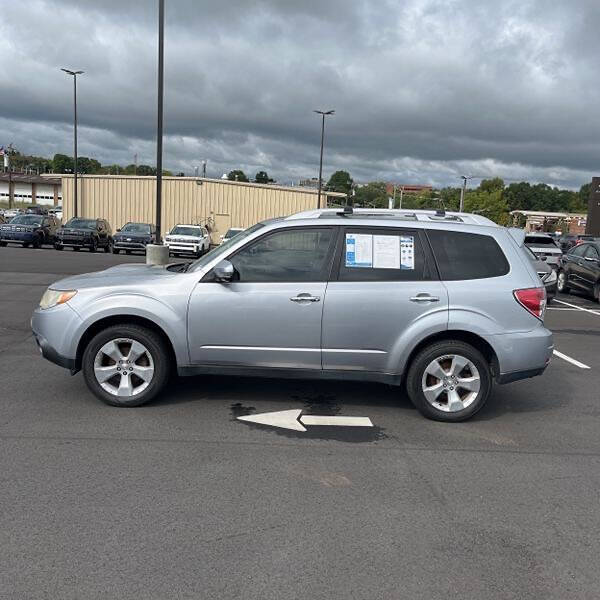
[39,289,77,310]
[543,270,557,284]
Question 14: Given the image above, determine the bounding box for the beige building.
[46,174,345,243]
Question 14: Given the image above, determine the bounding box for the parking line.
[553,350,591,369]
[553,299,600,316]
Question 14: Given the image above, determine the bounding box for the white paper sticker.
[373,235,400,269]
[400,236,415,270]
[345,234,373,267]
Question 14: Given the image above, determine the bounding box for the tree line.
[324,171,590,225]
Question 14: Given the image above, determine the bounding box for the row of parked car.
[0,208,245,256]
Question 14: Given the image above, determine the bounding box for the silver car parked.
[31,208,553,422]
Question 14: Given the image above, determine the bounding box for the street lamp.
[459,175,472,212]
[156,0,165,242]
[61,68,84,218]
[314,109,334,208]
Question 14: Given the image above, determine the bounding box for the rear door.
[567,244,589,290]
[580,244,600,292]
[321,226,448,373]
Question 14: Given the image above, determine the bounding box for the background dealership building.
[2,173,345,243]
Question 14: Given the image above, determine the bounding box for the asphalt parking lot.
[2,245,600,599]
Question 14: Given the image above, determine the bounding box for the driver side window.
[229,228,334,282]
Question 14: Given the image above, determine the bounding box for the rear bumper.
[484,326,554,384]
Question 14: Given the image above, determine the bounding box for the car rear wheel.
[406,341,492,422]
[82,325,171,407]
[557,270,569,294]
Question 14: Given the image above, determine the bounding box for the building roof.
[510,210,587,218]
[48,174,347,197]
[0,172,61,185]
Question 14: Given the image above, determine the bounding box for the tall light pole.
[314,109,334,208]
[459,175,472,212]
[155,0,165,241]
[61,68,84,218]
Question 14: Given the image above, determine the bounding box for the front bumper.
[57,236,91,247]
[31,304,83,372]
[0,231,35,242]
[164,242,200,254]
[114,240,148,251]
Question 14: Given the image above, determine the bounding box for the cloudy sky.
[1,0,599,189]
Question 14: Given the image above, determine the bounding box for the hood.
[50,263,180,291]
[165,234,201,240]
[116,232,151,239]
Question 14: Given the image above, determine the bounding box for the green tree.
[479,177,505,193]
[77,157,102,174]
[52,153,74,173]
[464,189,509,225]
[326,170,353,195]
[228,169,249,182]
[353,182,388,207]
[578,183,591,211]
[254,171,273,184]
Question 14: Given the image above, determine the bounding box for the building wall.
[0,182,61,206]
[56,175,342,243]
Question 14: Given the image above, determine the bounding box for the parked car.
[558,234,595,253]
[54,218,113,252]
[524,233,562,269]
[48,205,63,222]
[525,247,557,303]
[25,205,49,215]
[0,214,60,248]
[32,208,553,422]
[557,241,600,301]
[163,224,210,257]
[2,208,23,220]
[113,222,158,254]
[220,227,245,244]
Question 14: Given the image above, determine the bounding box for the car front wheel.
[82,325,171,407]
[557,270,569,294]
[406,341,492,422]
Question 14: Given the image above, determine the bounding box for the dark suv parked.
[112,222,157,254]
[55,218,113,252]
[0,214,59,248]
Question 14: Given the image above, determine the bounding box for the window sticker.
[345,233,373,267]
[400,236,415,270]
[373,235,400,269]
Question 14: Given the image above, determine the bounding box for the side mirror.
[116,228,121,232]
[213,259,235,283]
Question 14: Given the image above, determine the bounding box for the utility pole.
[156,0,165,241]
[202,160,207,178]
[61,69,84,217]
[134,153,138,175]
[313,109,334,208]
[459,175,472,212]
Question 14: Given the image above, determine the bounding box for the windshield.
[188,223,265,273]
[525,236,557,247]
[224,228,243,238]
[65,218,97,230]
[170,226,201,236]
[10,215,42,226]
[121,223,151,234]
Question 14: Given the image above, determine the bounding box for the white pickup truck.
[163,224,211,258]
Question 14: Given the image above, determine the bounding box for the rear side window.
[570,245,587,257]
[427,230,509,280]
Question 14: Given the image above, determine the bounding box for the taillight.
[514,287,546,320]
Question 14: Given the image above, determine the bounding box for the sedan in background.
[219,227,245,244]
[0,214,60,248]
[55,218,113,252]
[558,241,600,302]
[113,222,158,254]
[524,233,562,269]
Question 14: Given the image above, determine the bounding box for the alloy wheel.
[557,271,566,292]
[421,354,481,413]
[93,338,155,397]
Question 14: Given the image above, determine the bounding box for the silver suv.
[31,208,553,422]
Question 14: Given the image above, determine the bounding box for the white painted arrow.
[237,409,373,432]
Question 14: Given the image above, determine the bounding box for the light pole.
[314,109,334,208]
[61,68,84,218]
[156,0,165,241]
[459,175,472,212]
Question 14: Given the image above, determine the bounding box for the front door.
[188,226,336,369]
[322,227,448,373]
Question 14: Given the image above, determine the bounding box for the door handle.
[410,294,440,303]
[290,295,321,303]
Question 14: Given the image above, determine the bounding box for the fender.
[69,292,189,364]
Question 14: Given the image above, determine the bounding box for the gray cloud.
[1,0,599,188]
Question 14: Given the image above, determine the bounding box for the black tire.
[32,234,42,249]
[557,270,569,294]
[125,250,132,255]
[22,242,30,248]
[112,248,120,254]
[55,243,63,251]
[73,246,80,251]
[594,283,600,304]
[406,340,492,422]
[0,241,7,247]
[89,238,97,252]
[104,242,112,253]
[82,324,171,407]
